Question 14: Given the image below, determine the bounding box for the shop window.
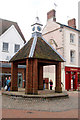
[70,33,75,43]
[2,42,9,52]
[70,50,75,63]
[14,44,20,53]
[78,73,80,83]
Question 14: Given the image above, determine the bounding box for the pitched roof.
[56,22,80,32]
[0,19,26,43]
[10,33,65,62]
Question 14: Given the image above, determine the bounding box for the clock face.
[32,27,35,31]
[37,26,41,31]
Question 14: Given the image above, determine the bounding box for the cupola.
[31,17,43,37]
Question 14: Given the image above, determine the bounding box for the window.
[14,44,20,52]
[79,36,80,45]
[70,34,75,43]
[70,50,75,63]
[3,42,9,52]
[79,52,80,59]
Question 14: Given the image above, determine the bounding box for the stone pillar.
[11,62,18,91]
[25,59,33,94]
[33,59,38,94]
[38,65,43,90]
[55,62,62,93]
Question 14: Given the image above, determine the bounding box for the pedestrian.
[6,76,11,91]
[49,80,53,90]
[43,80,45,90]
[4,77,8,91]
[61,82,64,87]
[4,77,7,87]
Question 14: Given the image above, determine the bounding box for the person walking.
[49,80,53,90]
[4,77,7,87]
[4,77,8,91]
[6,76,11,91]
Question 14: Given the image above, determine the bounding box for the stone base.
[38,87,43,90]
[25,88,33,94]
[25,89,38,95]
[55,87,62,93]
[25,92,38,95]
[10,86,18,91]
[33,89,38,95]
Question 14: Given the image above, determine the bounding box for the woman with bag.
[4,77,8,91]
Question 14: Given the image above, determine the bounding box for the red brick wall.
[55,62,62,93]
[11,62,18,91]
[47,9,56,21]
[68,18,76,28]
[25,59,38,94]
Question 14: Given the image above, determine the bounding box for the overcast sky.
[0,0,79,41]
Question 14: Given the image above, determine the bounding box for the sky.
[0,0,79,41]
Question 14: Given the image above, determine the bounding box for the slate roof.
[10,38,33,61]
[56,22,80,32]
[0,18,26,43]
[10,33,65,62]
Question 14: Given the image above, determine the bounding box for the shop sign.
[70,69,78,71]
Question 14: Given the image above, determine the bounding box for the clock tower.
[31,17,43,37]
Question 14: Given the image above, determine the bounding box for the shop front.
[65,66,80,91]
[1,63,25,88]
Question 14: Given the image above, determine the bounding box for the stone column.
[33,59,38,94]
[25,59,33,94]
[11,62,18,91]
[38,65,43,90]
[55,62,62,93]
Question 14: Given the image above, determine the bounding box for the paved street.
[2,91,79,118]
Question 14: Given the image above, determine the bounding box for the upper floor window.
[70,50,75,63]
[79,36,80,45]
[70,33,75,43]
[79,52,80,59]
[3,42,9,52]
[14,44,20,53]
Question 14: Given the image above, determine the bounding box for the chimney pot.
[68,18,76,29]
[47,9,56,22]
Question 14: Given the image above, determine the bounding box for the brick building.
[42,9,80,91]
[10,17,65,94]
[0,19,26,88]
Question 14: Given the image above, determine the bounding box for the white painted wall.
[78,33,80,67]
[42,20,79,90]
[0,25,24,61]
[43,65,55,90]
[63,27,78,67]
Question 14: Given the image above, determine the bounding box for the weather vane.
[54,2,58,10]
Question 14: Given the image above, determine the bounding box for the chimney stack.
[47,9,56,22]
[68,18,76,29]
